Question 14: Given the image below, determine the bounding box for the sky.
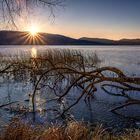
[41,0,140,40]
[1,0,140,40]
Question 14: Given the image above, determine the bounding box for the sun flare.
[28,25,39,36]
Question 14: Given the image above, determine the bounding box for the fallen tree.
[0,49,140,120]
[31,63,140,119]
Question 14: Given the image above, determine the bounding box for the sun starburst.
[28,25,39,36]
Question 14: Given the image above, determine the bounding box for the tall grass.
[0,48,100,67]
[0,118,139,140]
[0,48,100,83]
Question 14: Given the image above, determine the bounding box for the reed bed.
[0,118,139,140]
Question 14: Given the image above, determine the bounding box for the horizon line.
[0,29,140,41]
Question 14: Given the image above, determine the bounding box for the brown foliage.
[0,119,140,140]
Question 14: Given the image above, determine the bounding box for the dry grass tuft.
[40,126,64,140]
[1,118,43,140]
[65,122,90,140]
[120,130,140,140]
[0,119,140,140]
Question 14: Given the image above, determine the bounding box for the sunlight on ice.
[28,91,46,115]
[31,47,37,58]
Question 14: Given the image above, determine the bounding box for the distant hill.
[79,37,116,45]
[80,37,140,45]
[0,31,140,45]
[0,31,96,45]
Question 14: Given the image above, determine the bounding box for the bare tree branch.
[0,0,65,29]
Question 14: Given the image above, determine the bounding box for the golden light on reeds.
[31,47,37,58]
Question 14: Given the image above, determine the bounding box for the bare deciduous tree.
[0,0,65,29]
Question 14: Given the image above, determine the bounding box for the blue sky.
[1,0,140,39]
[42,0,140,39]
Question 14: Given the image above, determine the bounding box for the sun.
[27,25,39,36]
[24,24,45,44]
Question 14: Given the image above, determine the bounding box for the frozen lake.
[0,45,140,131]
[0,45,140,75]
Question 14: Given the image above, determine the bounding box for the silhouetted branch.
[0,0,65,28]
[110,99,140,120]
[31,65,140,118]
[0,101,18,108]
[0,49,139,120]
